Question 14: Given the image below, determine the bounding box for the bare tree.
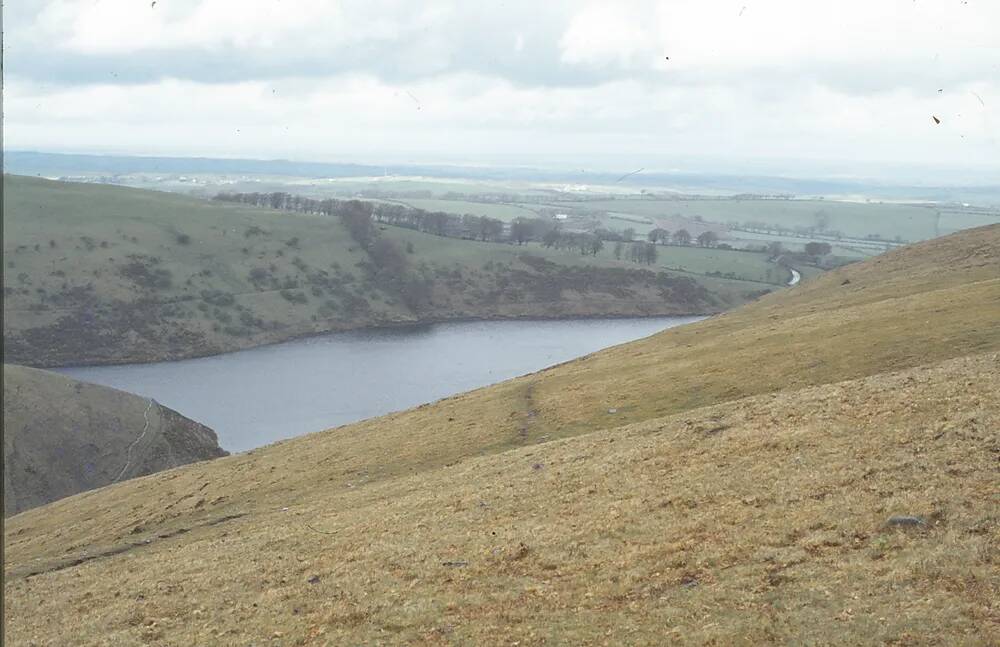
[648,228,670,244]
[510,218,533,245]
[643,242,658,264]
[804,241,832,259]
[696,231,719,247]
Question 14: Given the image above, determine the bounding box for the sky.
[3,0,999,182]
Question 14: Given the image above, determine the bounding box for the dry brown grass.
[4,225,999,645]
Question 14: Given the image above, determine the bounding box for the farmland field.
[396,198,541,221]
[547,198,1000,242]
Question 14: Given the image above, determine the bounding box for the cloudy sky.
[4,0,999,180]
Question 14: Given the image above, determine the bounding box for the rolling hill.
[3,365,227,516]
[3,225,998,645]
[3,174,778,367]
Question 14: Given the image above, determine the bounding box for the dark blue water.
[57,317,701,452]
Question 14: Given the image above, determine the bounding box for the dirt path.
[113,399,155,483]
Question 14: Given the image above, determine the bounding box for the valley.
[6,3,999,643]
[4,224,997,645]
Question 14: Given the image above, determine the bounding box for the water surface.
[58,317,701,452]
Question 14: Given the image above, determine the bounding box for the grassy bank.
[3,175,779,366]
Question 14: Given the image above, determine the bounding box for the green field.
[3,175,780,366]
[396,198,540,222]
[300,177,557,198]
[601,245,789,284]
[548,197,1000,242]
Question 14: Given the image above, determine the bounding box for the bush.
[248,267,270,284]
[118,257,173,289]
[280,289,308,304]
[200,290,235,307]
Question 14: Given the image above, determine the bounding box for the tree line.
[214,192,723,256]
[215,191,516,243]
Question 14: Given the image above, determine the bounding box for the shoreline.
[25,309,721,370]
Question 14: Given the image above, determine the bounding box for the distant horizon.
[6,148,1000,189]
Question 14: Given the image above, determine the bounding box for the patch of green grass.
[594,244,787,284]
[552,197,997,242]
[395,198,541,222]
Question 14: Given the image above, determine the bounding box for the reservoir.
[57,316,702,452]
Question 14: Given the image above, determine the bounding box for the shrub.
[248,268,270,284]
[200,290,235,307]
[280,289,308,304]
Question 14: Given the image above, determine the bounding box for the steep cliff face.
[3,364,227,516]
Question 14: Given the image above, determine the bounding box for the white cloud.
[560,3,658,67]
[4,0,999,177]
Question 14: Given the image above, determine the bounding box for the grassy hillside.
[3,364,227,516]
[3,175,777,366]
[4,226,998,645]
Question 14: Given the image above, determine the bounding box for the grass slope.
[3,364,227,516]
[3,175,773,366]
[4,226,998,645]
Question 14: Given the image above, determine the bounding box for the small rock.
[307,575,320,584]
[886,515,927,528]
[532,463,544,471]
[607,408,618,414]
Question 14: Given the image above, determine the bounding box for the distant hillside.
[3,365,227,516]
[8,150,1000,201]
[3,174,774,366]
[4,226,997,645]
